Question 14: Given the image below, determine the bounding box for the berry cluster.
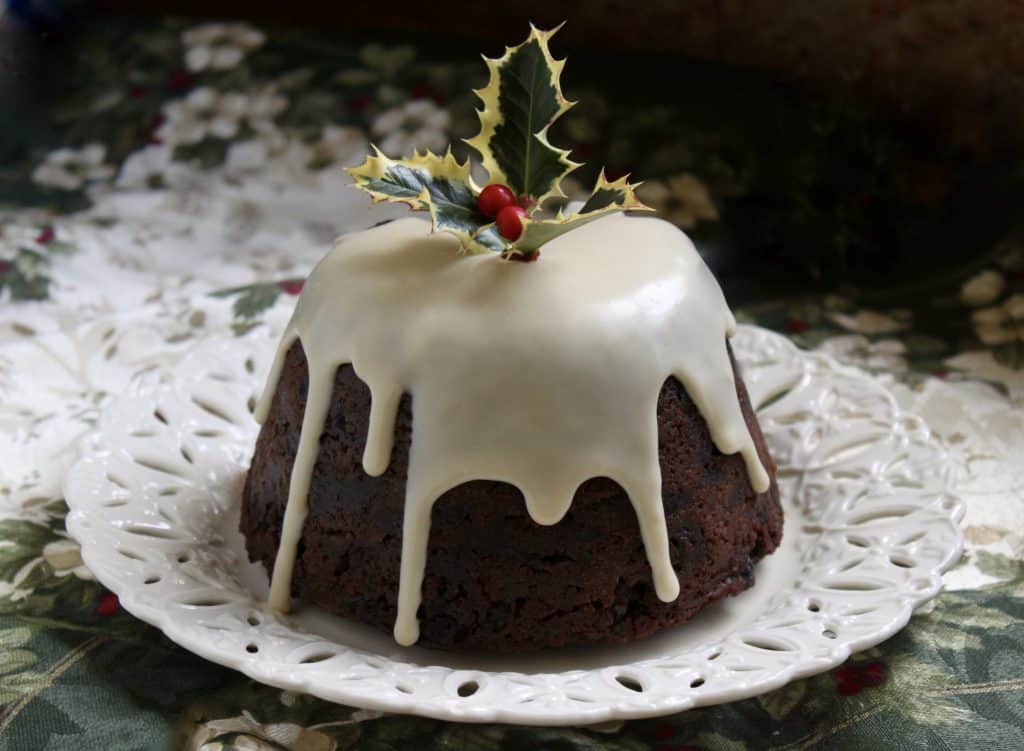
[477,183,527,241]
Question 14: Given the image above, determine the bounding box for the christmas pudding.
[240,26,782,651]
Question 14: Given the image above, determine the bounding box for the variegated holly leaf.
[345,27,646,258]
[465,24,579,207]
[347,147,509,254]
[347,146,473,211]
[469,224,510,254]
[514,172,652,253]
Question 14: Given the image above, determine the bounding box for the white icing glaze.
[255,214,770,646]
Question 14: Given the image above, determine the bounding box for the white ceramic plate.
[64,324,964,725]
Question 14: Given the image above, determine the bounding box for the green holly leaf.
[757,679,808,720]
[973,550,1024,581]
[343,26,649,257]
[0,648,37,676]
[992,341,1024,370]
[347,147,508,254]
[335,68,379,86]
[904,588,1015,653]
[17,247,48,275]
[470,225,509,254]
[348,146,473,211]
[0,518,52,581]
[9,275,51,301]
[276,67,315,91]
[692,732,749,751]
[231,320,262,337]
[0,626,32,650]
[465,24,579,205]
[172,139,231,170]
[211,283,282,322]
[0,664,49,705]
[47,240,76,255]
[515,172,652,253]
[0,247,52,301]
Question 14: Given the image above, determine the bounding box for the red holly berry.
[36,227,55,245]
[834,674,861,696]
[410,82,446,104]
[477,184,517,219]
[166,69,194,92]
[860,661,886,687]
[278,279,305,296]
[831,660,887,696]
[496,205,527,241]
[96,591,120,616]
[347,95,371,112]
[784,318,809,334]
[653,724,677,740]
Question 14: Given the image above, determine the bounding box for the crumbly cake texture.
[241,341,782,652]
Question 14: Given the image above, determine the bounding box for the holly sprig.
[346,24,650,259]
[465,22,578,209]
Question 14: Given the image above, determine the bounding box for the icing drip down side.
[254,215,770,646]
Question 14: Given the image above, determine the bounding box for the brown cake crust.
[241,341,782,651]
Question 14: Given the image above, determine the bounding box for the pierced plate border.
[65,324,964,725]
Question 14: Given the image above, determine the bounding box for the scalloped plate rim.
[64,324,965,725]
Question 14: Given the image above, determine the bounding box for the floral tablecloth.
[2,14,1023,751]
